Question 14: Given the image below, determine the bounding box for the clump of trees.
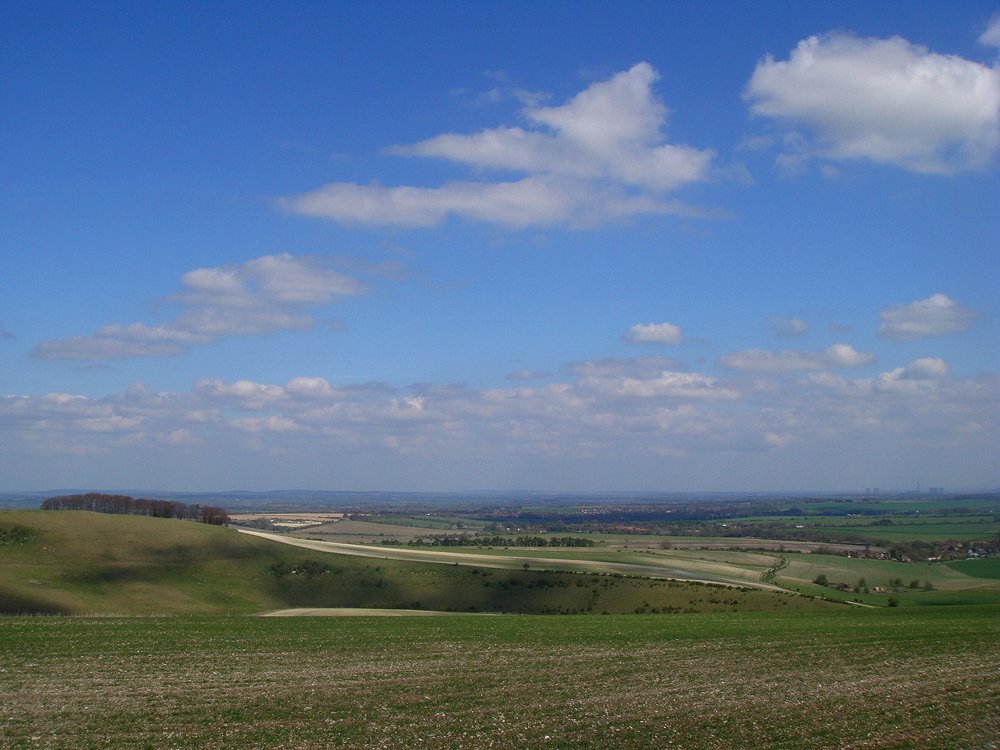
[269,559,330,579]
[0,523,35,545]
[40,493,229,525]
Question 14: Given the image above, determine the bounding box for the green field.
[1,608,997,749]
[772,551,1000,606]
[948,556,1000,578]
[700,514,999,543]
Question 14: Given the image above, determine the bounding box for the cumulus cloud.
[878,293,979,340]
[625,321,684,345]
[31,254,367,360]
[718,343,874,372]
[280,64,715,228]
[767,316,809,338]
[745,32,1000,174]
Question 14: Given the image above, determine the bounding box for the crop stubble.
[0,609,997,750]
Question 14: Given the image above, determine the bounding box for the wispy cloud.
[31,254,368,360]
[505,370,552,382]
[745,32,1000,174]
[280,63,715,228]
[980,14,1000,49]
[878,293,979,340]
[625,321,684,345]
[718,344,874,372]
[767,316,809,338]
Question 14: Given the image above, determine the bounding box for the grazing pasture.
[1,608,996,749]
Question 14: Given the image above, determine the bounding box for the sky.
[2,1,999,493]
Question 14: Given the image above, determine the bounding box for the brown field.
[612,536,883,554]
[291,519,442,541]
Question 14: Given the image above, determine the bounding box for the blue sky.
[2,1,999,492]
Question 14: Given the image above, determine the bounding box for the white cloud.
[625,321,684,345]
[4,357,999,489]
[980,14,1000,48]
[570,356,684,379]
[881,357,950,384]
[718,344,874,371]
[878,293,979,340]
[76,415,144,433]
[586,371,740,400]
[31,254,367,360]
[767,316,809,338]
[285,376,343,399]
[399,63,710,191]
[281,64,714,228]
[284,177,586,228]
[232,415,301,433]
[194,379,287,409]
[745,32,1000,174]
[31,327,202,360]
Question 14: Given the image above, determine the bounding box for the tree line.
[40,493,229,525]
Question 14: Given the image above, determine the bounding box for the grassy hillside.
[1,607,997,749]
[0,510,285,614]
[0,511,831,615]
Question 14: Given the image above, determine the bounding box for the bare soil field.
[291,518,439,541]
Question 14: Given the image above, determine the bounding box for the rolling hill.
[0,510,831,615]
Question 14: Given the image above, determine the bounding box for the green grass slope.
[0,510,286,614]
[0,511,832,615]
